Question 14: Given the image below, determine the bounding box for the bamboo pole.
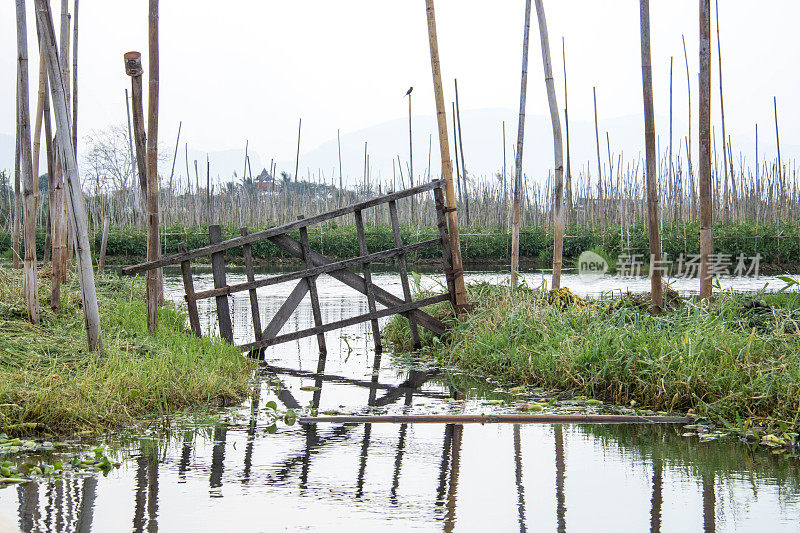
[293,118,301,214]
[72,0,79,156]
[639,0,663,311]
[147,0,163,323]
[562,37,572,227]
[698,0,713,299]
[12,83,21,270]
[533,0,564,290]
[593,87,602,215]
[454,79,470,226]
[35,0,103,352]
[124,88,141,220]
[424,0,467,310]
[714,0,729,223]
[17,0,41,324]
[511,0,532,289]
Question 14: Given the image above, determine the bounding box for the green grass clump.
[385,282,800,429]
[0,267,254,437]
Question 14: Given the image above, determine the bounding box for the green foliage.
[0,268,254,437]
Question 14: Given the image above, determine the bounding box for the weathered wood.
[640,0,664,311]
[699,0,714,299]
[189,238,441,301]
[147,0,163,320]
[209,225,233,343]
[16,0,41,324]
[177,243,201,337]
[354,209,382,354]
[533,0,564,290]
[389,200,420,348]
[35,0,103,351]
[122,179,445,275]
[241,228,262,344]
[268,233,447,336]
[241,294,449,352]
[511,0,531,288]
[260,279,309,344]
[299,217,326,355]
[300,414,694,425]
[434,187,456,307]
[424,0,468,310]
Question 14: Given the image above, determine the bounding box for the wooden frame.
[123,180,455,356]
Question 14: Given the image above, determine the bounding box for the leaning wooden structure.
[122,180,457,356]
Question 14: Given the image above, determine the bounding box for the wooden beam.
[240,294,449,352]
[122,179,444,275]
[268,233,447,336]
[189,238,440,301]
[209,225,233,343]
[260,279,309,344]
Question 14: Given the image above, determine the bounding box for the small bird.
[405,87,413,97]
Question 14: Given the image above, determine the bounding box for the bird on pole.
[405,87,414,97]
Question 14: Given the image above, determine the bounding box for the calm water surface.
[1,269,798,532]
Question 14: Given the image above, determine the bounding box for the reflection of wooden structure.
[123,180,457,355]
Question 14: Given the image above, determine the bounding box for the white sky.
[2,1,799,182]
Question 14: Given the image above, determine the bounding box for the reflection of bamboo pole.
[513,425,527,531]
[511,0,532,289]
[555,425,566,533]
[702,473,716,532]
[444,423,462,533]
[425,0,467,310]
[650,454,663,533]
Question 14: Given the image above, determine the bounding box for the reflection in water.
[5,271,800,531]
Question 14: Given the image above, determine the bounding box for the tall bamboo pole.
[294,118,301,213]
[72,0,79,156]
[424,0,467,309]
[147,0,164,321]
[593,87,603,216]
[12,83,21,270]
[17,0,41,324]
[124,88,142,219]
[699,0,713,299]
[511,0,532,289]
[35,0,103,351]
[562,37,572,227]
[454,79,470,226]
[715,0,729,222]
[533,0,564,290]
[681,35,694,200]
[639,0,663,311]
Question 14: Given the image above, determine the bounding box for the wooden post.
[533,0,564,290]
[640,0,664,311]
[699,0,714,299]
[389,200,420,349]
[177,243,202,337]
[434,186,456,307]
[209,225,233,343]
[147,0,164,314]
[16,0,41,324]
[298,217,326,355]
[97,213,110,274]
[354,210,382,354]
[424,0,468,311]
[35,0,103,351]
[511,0,532,289]
[240,228,262,345]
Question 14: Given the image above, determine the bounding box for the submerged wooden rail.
[299,414,695,425]
[123,180,458,355]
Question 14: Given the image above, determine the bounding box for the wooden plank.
[434,186,457,307]
[209,225,233,343]
[268,233,447,336]
[389,200,420,348]
[122,179,445,275]
[190,238,440,301]
[177,242,202,337]
[299,217,326,355]
[241,227,262,343]
[354,209,382,354]
[260,279,309,343]
[240,294,450,352]
[299,414,694,425]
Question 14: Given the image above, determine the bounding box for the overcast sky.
[2,1,798,183]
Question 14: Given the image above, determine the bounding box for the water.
[1,268,798,532]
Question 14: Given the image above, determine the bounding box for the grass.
[384,282,800,432]
[0,267,254,437]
